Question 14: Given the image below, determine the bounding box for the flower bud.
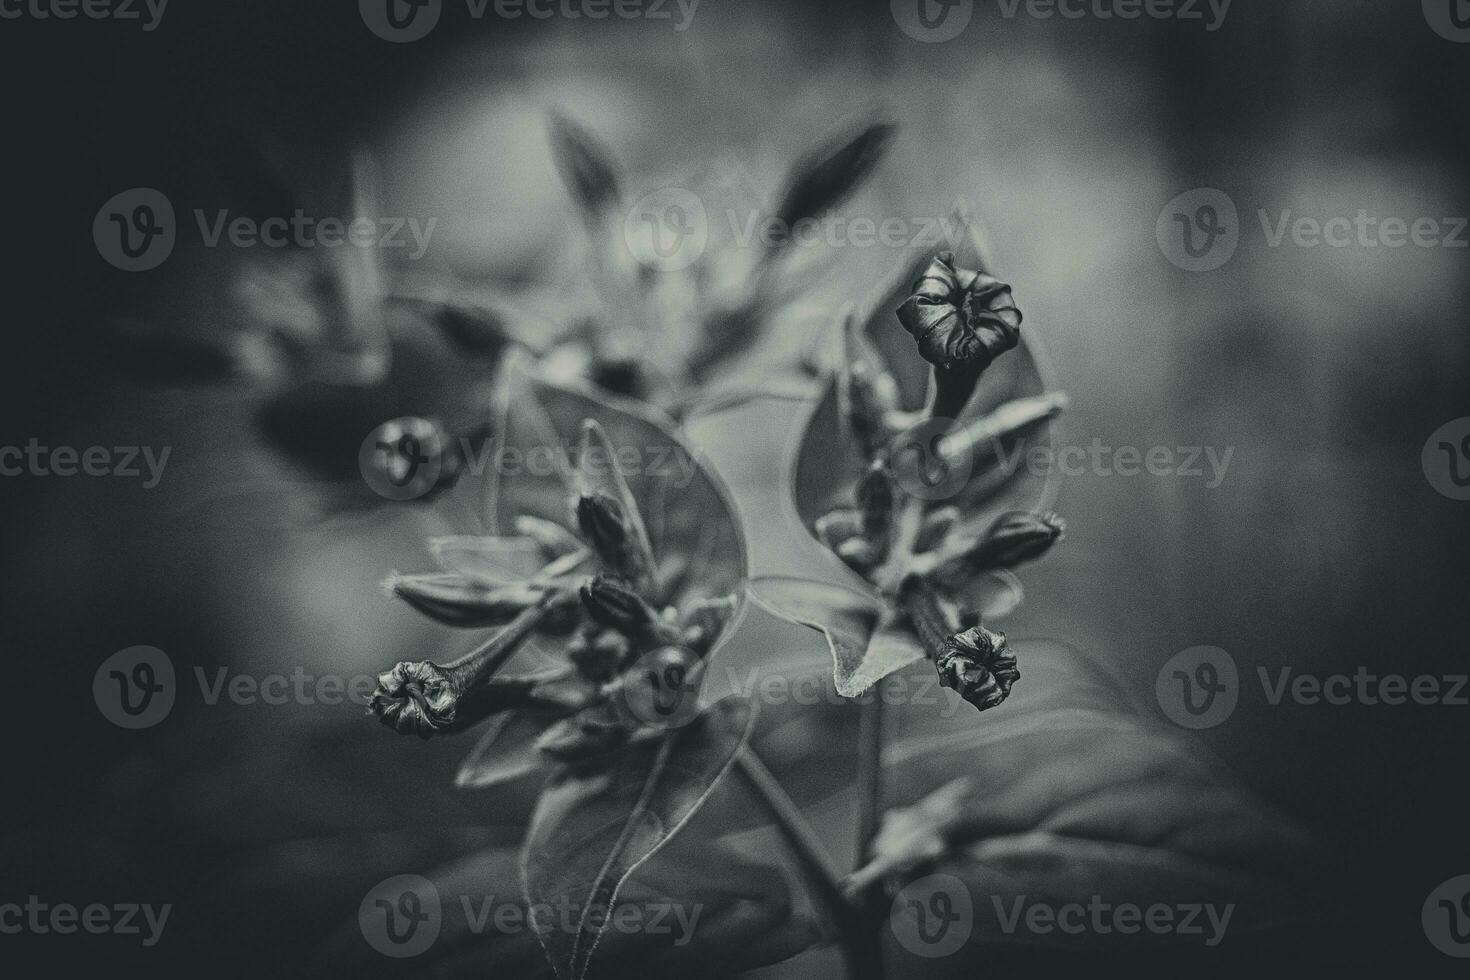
[815,509,863,551]
[580,575,656,634]
[936,626,1018,712]
[895,252,1022,422]
[856,462,897,544]
[575,492,654,587]
[385,572,546,628]
[933,511,1064,581]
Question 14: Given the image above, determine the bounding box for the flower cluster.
[368,418,738,761]
[809,251,1065,711]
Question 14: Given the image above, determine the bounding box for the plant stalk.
[734,747,883,980]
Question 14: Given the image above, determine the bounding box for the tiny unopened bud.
[579,575,683,648]
[679,595,738,656]
[575,492,654,587]
[936,626,1018,712]
[856,463,897,544]
[836,536,884,573]
[934,511,1064,581]
[914,506,959,554]
[514,515,584,558]
[386,572,546,628]
[815,509,864,552]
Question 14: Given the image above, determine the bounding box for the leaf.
[744,576,924,697]
[769,120,896,253]
[520,697,755,980]
[483,359,747,611]
[548,111,625,229]
[876,641,1328,949]
[310,829,819,978]
[457,705,571,790]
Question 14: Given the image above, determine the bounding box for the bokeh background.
[2,0,1468,974]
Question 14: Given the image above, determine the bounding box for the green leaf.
[874,641,1327,949]
[520,697,756,980]
[744,576,924,697]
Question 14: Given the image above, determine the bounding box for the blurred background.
[2,0,1468,974]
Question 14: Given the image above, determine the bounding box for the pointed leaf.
[769,120,895,252]
[745,576,924,697]
[520,697,755,980]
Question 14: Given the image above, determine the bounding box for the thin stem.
[855,682,886,863]
[734,747,882,980]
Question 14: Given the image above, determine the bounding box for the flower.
[895,251,1023,422]
[756,246,1066,713]
[368,416,740,763]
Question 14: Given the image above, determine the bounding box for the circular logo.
[1424,0,1470,42]
[360,417,446,501]
[1424,875,1470,957]
[1422,417,1470,501]
[1155,646,1238,729]
[891,0,974,43]
[623,187,709,273]
[891,418,973,501]
[93,188,176,272]
[619,647,704,730]
[889,873,973,958]
[359,0,441,42]
[93,646,175,729]
[1156,188,1238,272]
[359,874,442,958]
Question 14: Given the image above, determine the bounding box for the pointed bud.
[914,506,959,554]
[856,463,897,545]
[815,508,864,552]
[579,575,683,647]
[514,515,584,559]
[575,492,656,587]
[385,572,546,628]
[928,512,1064,586]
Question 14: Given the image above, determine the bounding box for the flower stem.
[734,747,884,980]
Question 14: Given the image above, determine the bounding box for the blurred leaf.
[769,120,896,255]
[878,641,1327,948]
[548,111,625,231]
[430,535,549,585]
[520,697,755,980]
[457,705,571,790]
[744,576,924,697]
